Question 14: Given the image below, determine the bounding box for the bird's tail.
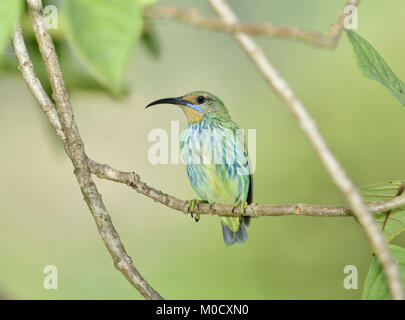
[220,217,249,246]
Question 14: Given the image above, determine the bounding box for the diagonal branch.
[21,0,163,300]
[11,24,67,146]
[144,0,360,48]
[207,0,403,300]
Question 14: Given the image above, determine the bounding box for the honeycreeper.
[146,91,253,245]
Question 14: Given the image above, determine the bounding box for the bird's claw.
[187,199,207,222]
[233,200,248,223]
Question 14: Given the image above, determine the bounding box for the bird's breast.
[180,121,250,203]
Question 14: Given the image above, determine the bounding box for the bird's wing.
[234,127,253,227]
[247,167,253,204]
[245,150,253,226]
[234,127,253,204]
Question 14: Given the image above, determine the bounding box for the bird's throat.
[181,106,205,123]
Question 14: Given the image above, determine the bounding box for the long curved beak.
[145,97,189,109]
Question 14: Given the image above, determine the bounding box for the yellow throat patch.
[181,106,204,123]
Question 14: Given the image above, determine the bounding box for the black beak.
[145,97,189,109]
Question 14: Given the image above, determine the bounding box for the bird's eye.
[197,96,206,104]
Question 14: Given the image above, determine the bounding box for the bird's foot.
[233,200,248,223]
[187,199,208,222]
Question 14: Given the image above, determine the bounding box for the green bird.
[146,91,252,245]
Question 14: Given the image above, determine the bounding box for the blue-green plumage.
[146,91,252,245]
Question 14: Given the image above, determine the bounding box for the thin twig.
[144,1,360,48]
[207,0,403,300]
[11,24,67,146]
[22,0,163,300]
[327,0,361,45]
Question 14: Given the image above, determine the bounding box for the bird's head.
[146,91,231,123]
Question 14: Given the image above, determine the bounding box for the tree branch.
[144,1,360,48]
[11,24,67,146]
[87,159,405,218]
[21,0,163,300]
[207,0,404,300]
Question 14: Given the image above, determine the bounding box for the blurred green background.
[1,0,405,299]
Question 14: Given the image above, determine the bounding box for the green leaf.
[63,0,143,96]
[141,19,160,59]
[362,244,405,300]
[360,181,405,242]
[0,0,23,74]
[3,24,106,95]
[346,30,405,107]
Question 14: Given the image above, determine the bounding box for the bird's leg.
[233,200,248,223]
[187,199,208,222]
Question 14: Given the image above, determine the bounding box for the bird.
[146,91,253,245]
